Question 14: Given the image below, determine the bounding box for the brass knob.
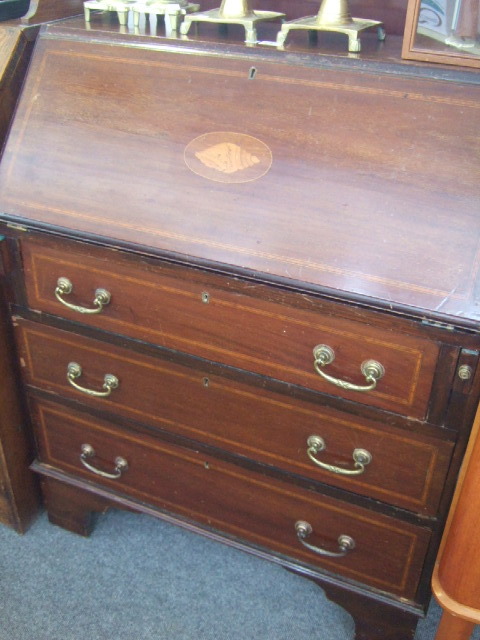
[458,365,473,381]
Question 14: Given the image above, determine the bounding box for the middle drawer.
[14,318,453,515]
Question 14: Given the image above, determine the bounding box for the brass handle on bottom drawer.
[295,521,355,558]
[307,435,372,476]
[80,444,128,479]
[313,344,385,392]
[55,277,111,314]
[67,362,119,397]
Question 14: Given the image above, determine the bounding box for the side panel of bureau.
[0,20,41,533]
[0,279,39,531]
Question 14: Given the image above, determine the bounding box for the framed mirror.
[402,0,480,67]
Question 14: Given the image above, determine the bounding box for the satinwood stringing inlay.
[184,132,272,183]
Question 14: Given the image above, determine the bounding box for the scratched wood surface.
[0,28,478,325]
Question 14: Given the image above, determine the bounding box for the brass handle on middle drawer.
[80,444,128,479]
[55,277,111,314]
[67,362,119,397]
[307,435,372,476]
[313,344,385,392]
[295,521,355,558]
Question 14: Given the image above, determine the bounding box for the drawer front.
[15,319,453,514]
[32,398,431,599]
[21,235,440,418]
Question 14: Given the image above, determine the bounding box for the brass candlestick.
[276,0,385,52]
[180,0,285,44]
[132,1,200,33]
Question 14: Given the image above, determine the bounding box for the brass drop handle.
[313,344,385,392]
[307,435,372,476]
[295,521,355,558]
[67,362,119,397]
[80,444,128,479]
[55,277,111,314]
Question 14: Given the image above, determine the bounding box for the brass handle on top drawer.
[67,362,119,397]
[80,444,128,479]
[313,344,385,392]
[307,435,372,476]
[55,277,111,314]
[295,521,355,558]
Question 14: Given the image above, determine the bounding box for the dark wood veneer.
[15,317,454,515]
[19,233,442,418]
[32,398,432,599]
[0,33,478,324]
[0,278,39,531]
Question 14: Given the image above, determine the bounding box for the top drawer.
[20,234,440,419]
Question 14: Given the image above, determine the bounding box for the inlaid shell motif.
[195,142,260,174]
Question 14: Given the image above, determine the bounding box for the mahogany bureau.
[0,14,479,640]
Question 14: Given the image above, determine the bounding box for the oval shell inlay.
[184,132,272,183]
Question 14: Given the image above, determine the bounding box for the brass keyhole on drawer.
[201,292,210,304]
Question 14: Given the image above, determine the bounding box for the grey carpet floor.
[0,509,478,640]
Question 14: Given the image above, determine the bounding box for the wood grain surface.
[432,402,480,624]
[20,235,442,418]
[0,25,35,157]
[0,32,478,324]
[0,279,39,531]
[32,396,432,599]
[14,317,454,514]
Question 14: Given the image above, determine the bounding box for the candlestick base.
[180,8,285,44]
[277,15,385,52]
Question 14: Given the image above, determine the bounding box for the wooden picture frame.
[402,0,480,68]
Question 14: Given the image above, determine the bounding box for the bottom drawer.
[32,398,431,600]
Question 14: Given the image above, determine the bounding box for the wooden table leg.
[435,610,475,640]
